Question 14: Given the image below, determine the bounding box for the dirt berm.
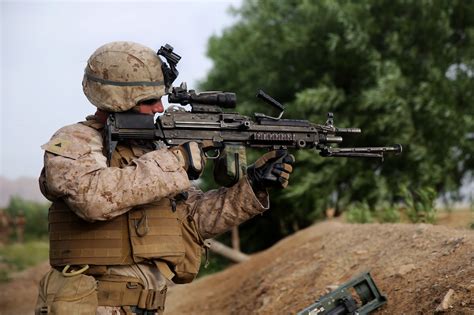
[166,221,473,314]
[0,221,472,314]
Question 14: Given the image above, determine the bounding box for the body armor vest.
[48,121,203,283]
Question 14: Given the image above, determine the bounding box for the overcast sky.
[1,0,241,179]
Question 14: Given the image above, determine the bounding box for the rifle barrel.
[331,145,402,153]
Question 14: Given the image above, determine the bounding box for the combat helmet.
[82,41,166,112]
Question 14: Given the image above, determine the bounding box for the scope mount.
[157,44,181,89]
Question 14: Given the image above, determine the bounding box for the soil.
[436,208,473,229]
[0,220,472,314]
[0,261,50,315]
[166,221,474,314]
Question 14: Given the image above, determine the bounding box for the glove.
[170,142,206,180]
[246,149,295,191]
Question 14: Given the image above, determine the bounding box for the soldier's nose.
[151,100,164,113]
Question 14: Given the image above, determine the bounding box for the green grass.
[0,241,49,282]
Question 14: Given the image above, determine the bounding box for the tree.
[5,196,50,241]
[200,0,474,250]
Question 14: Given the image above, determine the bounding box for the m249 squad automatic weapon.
[105,84,402,186]
[297,272,387,315]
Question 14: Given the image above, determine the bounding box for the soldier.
[35,41,294,315]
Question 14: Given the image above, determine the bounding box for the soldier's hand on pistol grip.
[170,142,206,180]
[246,149,295,192]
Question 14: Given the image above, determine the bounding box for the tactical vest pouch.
[129,202,185,267]
[35,269,98,315]
[49,200,133,266]
[47,139,204,283]
[173,204,205,284]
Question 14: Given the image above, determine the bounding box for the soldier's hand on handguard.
[246,149,295,192]
[170,142,206,180]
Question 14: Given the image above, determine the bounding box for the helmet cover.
[82,41,166,112]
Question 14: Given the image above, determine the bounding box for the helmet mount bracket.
[157,44,181,89]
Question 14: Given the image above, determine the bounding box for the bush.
[4,196,50,241]
[0,241,49,282]
[400,185,437,223]
[346,202,373,223]
[375,202,401,223]
[346,200,402,224]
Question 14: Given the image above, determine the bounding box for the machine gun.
[297,272,387,315]
[105,83,402,186]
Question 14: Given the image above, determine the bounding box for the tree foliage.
[5,196,50,241]
[200,0,474,250]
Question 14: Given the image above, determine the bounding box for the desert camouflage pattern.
[35,265,166,315]
[95,307,158,315]
[82,41,166,112]
[96,305,161,315]
[40,123,190,221]
[38,118,269,291]
[95,264,168,315]
[40,120,269,225]
[96,306,123,315]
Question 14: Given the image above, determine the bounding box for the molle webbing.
[49,200,133,266]
[129,205,184,265]
[48,199,185,268]
[48,139,203,283]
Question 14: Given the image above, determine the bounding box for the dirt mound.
[166,221,474,314]
[0,222,472,314]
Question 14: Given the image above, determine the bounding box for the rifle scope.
[168,91,236,108]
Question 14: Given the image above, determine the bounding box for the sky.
[1,0,241,179]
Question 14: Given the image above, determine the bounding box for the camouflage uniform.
[37,117,268,314]
[36,42,270,315]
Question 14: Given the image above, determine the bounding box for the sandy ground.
[166,221,473,314]
[436,208,473,229]
[0,261,50,315]
[0,217,472,314]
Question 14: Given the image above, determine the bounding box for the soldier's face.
[137,98,164,115]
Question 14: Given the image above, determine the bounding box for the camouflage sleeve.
[182,178,269,240]
[40,123,190,222]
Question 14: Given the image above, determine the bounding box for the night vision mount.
[157,44,181,89]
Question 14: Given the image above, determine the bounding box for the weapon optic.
[105,84,402,186]
[168,82,236,111]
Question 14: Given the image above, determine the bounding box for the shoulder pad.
[41,123,102,159]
